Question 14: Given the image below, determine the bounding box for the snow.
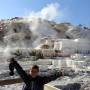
[0,83,22,90]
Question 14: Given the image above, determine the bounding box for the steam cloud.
[28,3,60,20]
[25,3,62,47]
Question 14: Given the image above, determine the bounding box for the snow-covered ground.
[0,83,22,90]
[0,57,90,90]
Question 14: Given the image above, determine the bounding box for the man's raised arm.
[9,58,30,86]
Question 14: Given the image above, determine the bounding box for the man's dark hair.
[32,65,39,71]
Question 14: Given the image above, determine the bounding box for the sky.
[0,0,90,26]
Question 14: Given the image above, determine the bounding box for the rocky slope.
[0,17,90,44]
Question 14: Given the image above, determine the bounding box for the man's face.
[29,68,39,78]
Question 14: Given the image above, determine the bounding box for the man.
[9,58,61,90]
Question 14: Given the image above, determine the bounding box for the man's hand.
[10,57,16,63]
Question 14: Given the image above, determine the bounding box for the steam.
[25,3,61,46]
[28,3,60,20]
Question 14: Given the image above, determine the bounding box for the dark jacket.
[9,60,61,90]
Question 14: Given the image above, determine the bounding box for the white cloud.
[27,3,64,21]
